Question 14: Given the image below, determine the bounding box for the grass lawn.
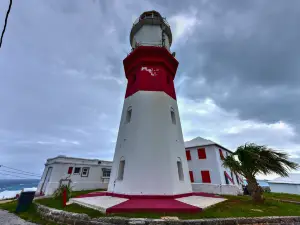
[1,190,300,223]
[264,192,300,202]
[0,189,105,225]
[0,200,56,225]
[36,194,300,219]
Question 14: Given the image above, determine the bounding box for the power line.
[0,169,41,178]
[0,165,42,177]
[0,0,12,49]
[0,172,37,179]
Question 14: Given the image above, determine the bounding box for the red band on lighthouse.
[123,46,179,100]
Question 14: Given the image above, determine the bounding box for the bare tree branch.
[0,0,12,49]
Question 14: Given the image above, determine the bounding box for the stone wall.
[35,203,300,225]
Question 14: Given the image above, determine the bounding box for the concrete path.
[0,210,38,225]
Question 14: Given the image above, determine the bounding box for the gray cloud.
[0,0,299,178]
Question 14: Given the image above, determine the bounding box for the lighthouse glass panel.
[170,108,176,124]
[177,158,184,181]
[118,160,125,180]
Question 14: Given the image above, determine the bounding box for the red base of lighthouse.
[73,191,224,214]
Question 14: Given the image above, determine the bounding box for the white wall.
[37,161,111,196]
[108,91,192,195]
[192,183,243,196]
[186,145,243,189]
[269,183,300,195]
[187,145,222,184]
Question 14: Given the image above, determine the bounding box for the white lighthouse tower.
[108,11,192,196]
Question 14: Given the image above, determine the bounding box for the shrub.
[53,184,73,201]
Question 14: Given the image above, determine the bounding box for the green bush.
[53,184,72,201]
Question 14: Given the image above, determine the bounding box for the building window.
[197,148,206,159]
[170,107,176,124]
[67,167,73,174]
[118,159,125,180]
[219,149,225,160]
[186,150,191,161]
[231,171,235,184]
[102,169,111,177]
[177,158,184,181]
[235,173,240,185]
[189,171,194,183]
[224,171,230,184]
[81,167,89,177]
[201,170,211,183]
[125,107,132,124]
[74,167,81,175]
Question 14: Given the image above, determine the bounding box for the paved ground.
[0,210,38,225]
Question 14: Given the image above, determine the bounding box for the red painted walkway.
[73,191,222,214]
[106,198,202,214]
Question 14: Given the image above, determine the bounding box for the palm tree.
[223,143,298,203]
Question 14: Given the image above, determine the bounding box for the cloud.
[0,0,299,179]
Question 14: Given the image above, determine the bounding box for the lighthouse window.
[170,108,176,124]
[126,107,132,124]
[118,159,125,180]
[177,158,184,181]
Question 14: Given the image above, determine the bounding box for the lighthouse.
[70,10,227,214]
[107,10,192,196]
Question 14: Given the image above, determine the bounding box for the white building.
[268,173,300,195]
[107,10,192,196]
[36,156,112,196]
[185,137,243,195]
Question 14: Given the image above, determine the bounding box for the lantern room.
[130,10,172,51]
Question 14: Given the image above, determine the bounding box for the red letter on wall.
[198,148,206,159]
[189,171,194,183]
[186,150,191,161]
[201,170,211,183]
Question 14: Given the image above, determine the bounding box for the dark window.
[126,107,132,124]
[67,167,73,174]
[118,160,125,180]
[236,173,240,185]
[170,108,176,124]
[224,171,230,184]
[177,158,184,181]
[81,167,89,177]
[74,167,81,174]
[198,148,206,159]
[186,150,191,161]
[103,169,111,177]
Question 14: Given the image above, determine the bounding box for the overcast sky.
[0,0,300,180]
